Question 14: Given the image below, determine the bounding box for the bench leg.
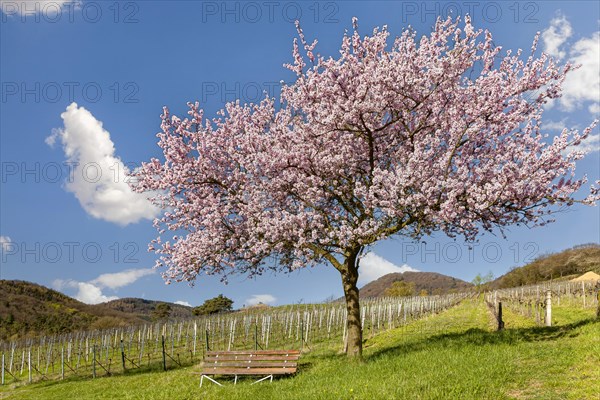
[251,375,274,385]
[200,375,223,388]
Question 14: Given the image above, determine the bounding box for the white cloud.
[561,32,600,113]
[53,268,155,304]
[47,103,160,226]
[0,0,78,16]
[541,118,569,132]
[542,16,600,115]
[358,252,418,286]
[541,14,572,60]
[175,300,192,307]
[72,282,119,304]
[92,268,155,290]
[245,294,276,306]
[0,236,11,252]
[53,279,118,304]
[567,133,600,154]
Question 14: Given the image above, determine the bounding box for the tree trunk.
[341,249,363,359]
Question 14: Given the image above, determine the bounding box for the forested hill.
[0,280,191,341]
[490,243,600,289]
[103,298,194,319]
[359,271,473,298]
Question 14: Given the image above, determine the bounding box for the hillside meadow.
[1,297,598,400]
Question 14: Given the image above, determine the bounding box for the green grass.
[1,299,598,400]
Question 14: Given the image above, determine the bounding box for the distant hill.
[360,271,473,298]
[103,298,194,319]
[491,243,600,289]
[0,280,193,341]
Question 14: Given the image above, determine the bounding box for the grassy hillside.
[360,271,473,297]
[2,298,597,399]
[0,281,192,340]
[492,243,600,289]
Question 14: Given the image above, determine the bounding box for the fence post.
[205,330,210,353]
[61,346,64,380]
[254,325,258,351]
[161,335,167,372]
[2,353,4,385]
[193,322,197,356]
[497,302,504,331]
[300,318,304,350]
[28,350,31,383]
[596,280,600,318]
[117,339,125,371]
[545,290,552,326]
[92,345,96,379]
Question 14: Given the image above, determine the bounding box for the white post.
[2,353,4,385]
[193,322,197,356]
[545,290,552,327]
[28,350,31,383]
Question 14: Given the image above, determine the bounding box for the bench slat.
[206,350,300,356]
[202,361,297,368]
[201,367,297,376]
[204,355,300,362]
[198,349,301,384]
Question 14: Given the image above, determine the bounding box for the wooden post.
[497,302,504,331]
[161,335,167,372]
[545,290,552,327]
[9,347,14,374]
[596,280,600,318]
[92,345,96,379]
[138,328,145,366]
[120,340,126,371]
[254,325,258,351]
[205,330,210,353]
[28,350,31,383]
[61,346,64,380]
[300,317,304,350]
[2,353,4,385]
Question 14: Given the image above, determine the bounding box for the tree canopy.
[384,281,416,297]
[151,303,171,322]
[133,17,598,358]
[192,294,234,316]
[472,271,495,289]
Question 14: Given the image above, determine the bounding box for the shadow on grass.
[366,317,599,362]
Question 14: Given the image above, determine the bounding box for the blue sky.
[1,1,599,308]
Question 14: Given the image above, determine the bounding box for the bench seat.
[199,350,300,386]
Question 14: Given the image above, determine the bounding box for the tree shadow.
[366,317,598,362]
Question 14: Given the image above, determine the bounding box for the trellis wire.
[1,293,469,386]
[485,280,598,325]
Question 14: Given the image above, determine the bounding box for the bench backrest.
[202,350,300,375]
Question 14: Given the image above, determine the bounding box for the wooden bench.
[199,350,300,386]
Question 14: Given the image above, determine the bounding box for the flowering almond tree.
[133,17,598,358]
